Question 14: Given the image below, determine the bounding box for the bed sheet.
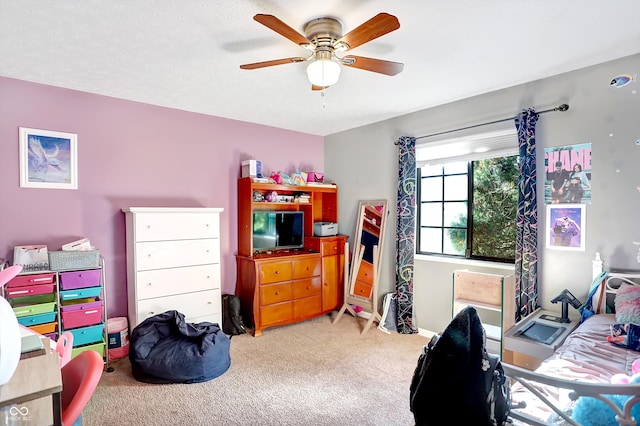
[510,314,640,424]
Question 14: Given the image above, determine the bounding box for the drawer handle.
[206,276,210,279]
[79,274,83,278]
[10,290,30,295]
[66,293,79,297]
[306,266,310,270]
[274,271,279,275]
[31,277,51,283]
[207,301,212,304]
[275,291,280,295]
[149,311,155,315]
[84,310,98,315]
[306,286,310,290]
[148,282,152,286]
[147,225,151,229]
[147,254,152,257]
[14,309,30,315]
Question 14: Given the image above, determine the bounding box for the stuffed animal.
[572,362,640,425]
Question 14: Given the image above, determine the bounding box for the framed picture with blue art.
[546,204,585,251]
[19,127,78,189]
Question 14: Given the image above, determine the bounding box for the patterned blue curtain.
[395,136,418,334]
[514,108,539,322]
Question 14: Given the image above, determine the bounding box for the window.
[416,129,518,263]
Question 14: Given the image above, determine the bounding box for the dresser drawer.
[133,212,220,242]
[292,277,321,299]
[293,296,322,318]
[136,264,220,300]
[260,282,293,305]
[258,261,292,284]
[353,279,373,299]
[136,289,221,325]
[6,273,55,288]
[293,258,321,279]
[320,240,344,256]
[355,259,374,284]
[59,269,101,290]
[135,239,220,271]
[260,301,292,325]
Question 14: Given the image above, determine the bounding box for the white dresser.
[122,207,224,329]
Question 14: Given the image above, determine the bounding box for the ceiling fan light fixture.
[306,59,341,87]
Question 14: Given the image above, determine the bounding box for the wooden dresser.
[122,207,223,329]
[236,252,326,337]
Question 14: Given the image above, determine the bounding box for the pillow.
[614,283,640,324]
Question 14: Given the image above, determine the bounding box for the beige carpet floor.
[83,313,428,426]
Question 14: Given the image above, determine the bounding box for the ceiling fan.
[239,13,404,90]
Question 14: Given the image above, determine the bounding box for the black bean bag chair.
[129,310,231,384]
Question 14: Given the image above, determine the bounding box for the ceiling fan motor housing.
[304,17,343,48]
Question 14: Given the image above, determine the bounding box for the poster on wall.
[546,204,585,251]
[544,142,592,205]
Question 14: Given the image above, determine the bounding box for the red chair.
[55,332,74,368]
[61,349,103,426]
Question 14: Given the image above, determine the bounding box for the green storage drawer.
[9,293,56,307]
[71,341,105,359]
[12,301,57,318]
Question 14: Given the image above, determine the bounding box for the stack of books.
[294,193,311,203]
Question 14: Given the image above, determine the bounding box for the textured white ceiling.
[1,1,640,136]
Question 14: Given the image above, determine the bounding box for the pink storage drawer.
[61,300,103,329]
[59,269,101,290]
[5,283,55,299]
[6,273,55,288]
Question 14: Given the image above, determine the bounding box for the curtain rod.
[399,103,569,144]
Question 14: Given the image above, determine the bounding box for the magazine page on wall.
[544,142,592,205]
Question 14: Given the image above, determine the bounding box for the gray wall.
[325,53,640,333]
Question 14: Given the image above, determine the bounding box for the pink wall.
[0,77,324,318]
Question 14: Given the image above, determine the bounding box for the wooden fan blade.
[335,13,400,51]
[341,55,404,76]
[254,14,311,47]
[240,57,306,70]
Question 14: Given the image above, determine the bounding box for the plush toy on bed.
[572,359,640,425]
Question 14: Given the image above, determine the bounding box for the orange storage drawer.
[260,282,293,305]
[293,259,321,279]
[30,321,57,335]
[292,278,321,299]
[6,273,55,288]
[353,280,373,299]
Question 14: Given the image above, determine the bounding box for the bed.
[504,269,640,425]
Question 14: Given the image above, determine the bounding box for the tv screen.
[252,211,304,251]
[517,321,566,345]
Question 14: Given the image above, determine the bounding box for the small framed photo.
[546,204,585,251]
[19,127,78,189]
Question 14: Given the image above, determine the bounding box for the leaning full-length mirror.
[333,200,388,334]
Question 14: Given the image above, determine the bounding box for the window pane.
[421,164,442,177]
[444,228,466,255]
[443,161,467,174]
[420,176,442,202]
[444,175,468,200]
[471,156,518,260]
[443,202,467,227]
[420,203,442,227]
[420,227,442,253]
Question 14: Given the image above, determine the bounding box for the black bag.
[409,306,511,426]
[222,294,246,336]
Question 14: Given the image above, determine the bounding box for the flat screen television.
[516,321,566,345]
[252,211,304,252]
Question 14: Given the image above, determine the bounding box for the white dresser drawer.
[134,212,220,242]
[136,264,220,300]
[135,239,220,271]
[136,289,221,325]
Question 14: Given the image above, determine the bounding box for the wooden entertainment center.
[235,177,347,337]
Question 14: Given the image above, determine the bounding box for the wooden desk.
[0,351,62,426]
